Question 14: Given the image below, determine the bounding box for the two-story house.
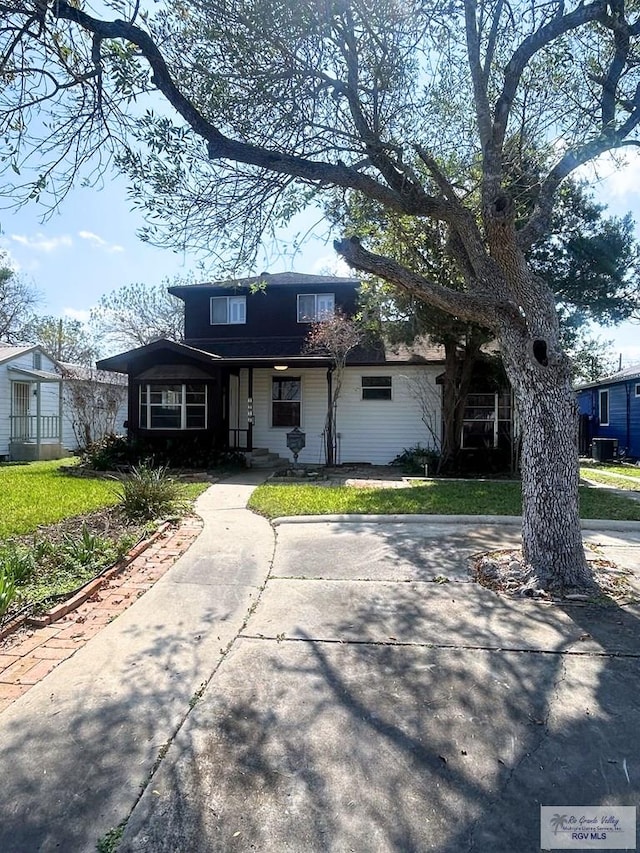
[96,272,458,467]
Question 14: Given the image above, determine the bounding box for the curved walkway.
[0,471,273,853]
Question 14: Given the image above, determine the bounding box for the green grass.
[582,462,640,479]
[0,459,210,538]
[581,469,640,491]
[248,480,640,521]
[0,459,120,537]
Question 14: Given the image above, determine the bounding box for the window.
[32,351,41,370]
[362,376,392,400]
[139,383,207,430]
[461,391,512,449]
[297,293,335,322]
[272,376,301,427]
[599,389,609,426]
[635,383,640,398]
[210,295,246,325]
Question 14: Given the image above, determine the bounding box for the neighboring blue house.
[576,364,640,460]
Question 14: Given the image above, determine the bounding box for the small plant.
[391,444,441,475]
[0,567,17,619]
[0,541,35,584]
[118,462,188,522]
[61,524,104,566]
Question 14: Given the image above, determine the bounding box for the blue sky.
[1,152,639,363]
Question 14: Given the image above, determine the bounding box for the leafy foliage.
[118,463,188,522]
[89,278,188,349]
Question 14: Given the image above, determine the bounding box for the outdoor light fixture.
[274,365,288,371]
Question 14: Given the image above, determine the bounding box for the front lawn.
[0,459,119,537]
[0,458,208,538]
[0,459,210,621]
[248,480,640,521]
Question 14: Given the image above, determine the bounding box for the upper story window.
[210,295,246,325]
[32,351,42,370]
[635,383,640,398]
[297,293,335,323]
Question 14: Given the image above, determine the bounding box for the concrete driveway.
[120,519,640,853]
[1,477,640,853]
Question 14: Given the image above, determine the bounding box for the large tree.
[90,279,186,348]
[3,0,640,590]
[23,315,98,365]
[0,256,39,344]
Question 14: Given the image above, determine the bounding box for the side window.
[361,376,392,400]
[599,389,609,426]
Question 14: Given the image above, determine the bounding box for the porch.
[8,368,65,462]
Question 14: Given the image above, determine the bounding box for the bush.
[118,462,188,521]
[391,445,441,475]
[82,434,132,471]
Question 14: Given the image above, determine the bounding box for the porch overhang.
[8,367,61,382]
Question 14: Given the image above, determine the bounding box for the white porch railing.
[10,415,61,441]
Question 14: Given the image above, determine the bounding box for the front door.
[12,382,30,439]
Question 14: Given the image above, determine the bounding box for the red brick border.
[0,515,203,714]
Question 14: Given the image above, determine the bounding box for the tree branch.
[333,236,520,329]
[50,0,447,218]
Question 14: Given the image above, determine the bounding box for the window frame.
[635,383,640,398]
[296,292,335,323]
[599,388,610,426]
[361,375,393,401]
[271,375,302,428]
[210,295,246,325]
[139,383,208,430]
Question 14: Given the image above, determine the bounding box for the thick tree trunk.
[499,329,593,592]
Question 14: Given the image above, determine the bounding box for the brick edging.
[0,520,174,641]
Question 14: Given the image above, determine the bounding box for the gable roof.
[576,363,640,390]
[96,339,222,373]
[0,343,39,365]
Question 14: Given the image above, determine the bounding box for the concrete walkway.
[2,480,640,852]
[0,471,273,853]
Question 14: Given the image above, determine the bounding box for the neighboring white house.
[0,344,128,461]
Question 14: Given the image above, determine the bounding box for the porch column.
[247,367,254,452]
[58,380,63,445]
[35,382,42,449]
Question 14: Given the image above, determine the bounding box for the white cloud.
[78,230,124,253]
[10,233,73,252]
[312,255,352,277]
[63,307,91,324]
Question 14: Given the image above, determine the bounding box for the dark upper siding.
[180,283,358,347]
[577,379,640,456]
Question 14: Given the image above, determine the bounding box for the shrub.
[83,434,132,471]
[118,462,188,521]
[391,445,441,475]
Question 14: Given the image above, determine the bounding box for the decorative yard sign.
[286,427,306,466]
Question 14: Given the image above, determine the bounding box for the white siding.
[0,364,10,457]
[336,366,441,464]
[0,350,63,457]
[252,368,328,464]
[251,364,441,466]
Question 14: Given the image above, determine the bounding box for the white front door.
[12,382,31,439]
